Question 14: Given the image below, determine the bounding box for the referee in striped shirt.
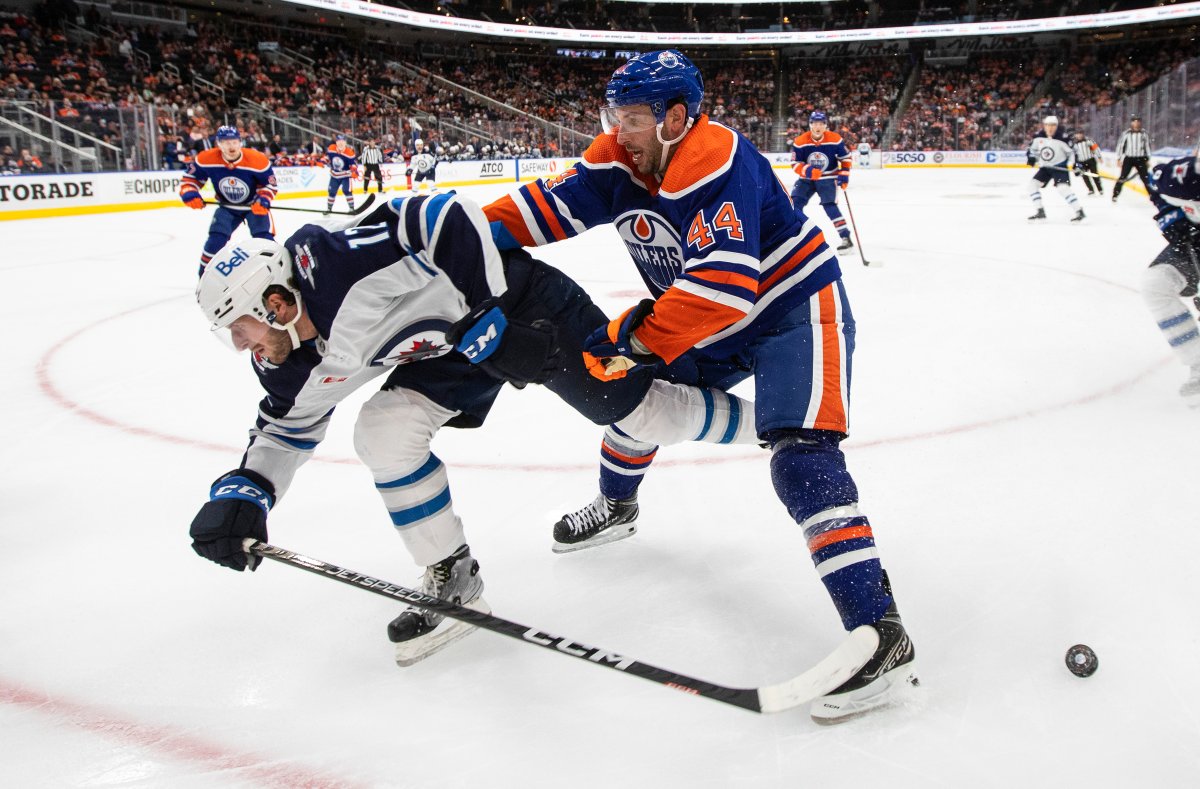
[1071,131,1103,196]
[1113,116,1151,202]
[361,138,385,193]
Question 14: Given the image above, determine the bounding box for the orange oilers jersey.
[325,144,357,178]
[484,114,840,364]
[791,130,852,180]
[180,147,276,209]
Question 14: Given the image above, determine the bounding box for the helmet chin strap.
[268,290,305,351]
[655,117,694,175]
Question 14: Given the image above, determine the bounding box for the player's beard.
[626,138,664,175]
[256,328,294,365]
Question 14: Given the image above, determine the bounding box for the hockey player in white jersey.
[856,140,871,168]
[188,193,759,666]
[409,138,438,194]
[1145,150,1200,405]
[1026,116,1085,223]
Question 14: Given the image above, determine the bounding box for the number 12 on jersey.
[686,202,744,251]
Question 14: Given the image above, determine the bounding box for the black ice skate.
[1071,209,1086,222]
[552,494,638,553]
[810,595,918,724]
[1027,208,1046,221]
[836,235,854,253]
[387,544,489,666]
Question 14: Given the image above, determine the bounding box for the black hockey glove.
[1026,155,1036,167]
[189,469,274,571]
[1156,207,1200,249]
[446,297,560,387]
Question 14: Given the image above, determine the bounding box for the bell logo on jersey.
[217,176,251,203]
[215,246,249,276]
[806,151,831,171]
[615,210,683,291]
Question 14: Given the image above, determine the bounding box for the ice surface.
[2,168,1197,788]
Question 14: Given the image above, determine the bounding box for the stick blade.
[755,625,879,713]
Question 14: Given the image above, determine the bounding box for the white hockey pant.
[606,378,759,459]
[1141,264,1200,367]
[353,388,464,567]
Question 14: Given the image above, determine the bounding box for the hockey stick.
[840,189,880,267]
[1045,165,1124,182]
[202,192,377,216]
[245,539,878,714]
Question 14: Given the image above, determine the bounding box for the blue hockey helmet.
[601,50,704,134]
[809,111,828,124]
[215,125,240,141]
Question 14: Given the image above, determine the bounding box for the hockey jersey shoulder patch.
[659,116,737,199]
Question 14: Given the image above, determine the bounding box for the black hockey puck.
[1065,644,1098,677]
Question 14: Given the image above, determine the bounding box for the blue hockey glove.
[582,299,662,381]
[189,469,274,571]
[181,189,204,209]
[836,172,849,190]
[446,297,560,386]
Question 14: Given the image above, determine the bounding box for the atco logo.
[932,152,945,163]
[479,161,506,177]
[615,210,682,291]
[218,176,251,203]
[215,247,249,276]
[807,151,830,170]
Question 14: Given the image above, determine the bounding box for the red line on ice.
[0,678,363,789]
[35,295,1171,472]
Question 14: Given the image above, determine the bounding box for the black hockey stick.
[202,192,377,216]
[1046,165,1123,182]
[841,189,880,267]
[245,539,877,714]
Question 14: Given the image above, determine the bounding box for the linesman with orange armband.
[179,126,277,274]
[790,111,854,252]
[484,50,916,724]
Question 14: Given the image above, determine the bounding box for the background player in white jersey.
[1144,151,1200,404]
[1026,115,1085,223]
[189,193,759,665]
[408,138,438,194]
[856,140,871,168]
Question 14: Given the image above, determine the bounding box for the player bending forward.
[1145,150,1200,405]
[1026,115,1085,223]
[189,192,759,666]
[485,50,917,723]
[790,111,854,252]
[179,125,277,273]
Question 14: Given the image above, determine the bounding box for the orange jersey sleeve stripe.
[813,285,848,431]
[807,525,874,553]
[758,234,824,295]
[483,195,537,247]
[526,184,569,242]
[636,289,747,364]
[687,268,759,296]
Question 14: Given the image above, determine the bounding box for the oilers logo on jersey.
[615,210,683,291]
[371,319,453,366]
[806,151,831,171]
[217,176,252,203]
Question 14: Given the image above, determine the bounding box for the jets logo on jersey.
[218,176,251,203]
[1038,144,1058,162]
[1173,163,1190,184]
[806,151,831,170]
[615,210,683,291]
[294,243,318,287]
[372,320,453,367]
[251,351,279,372]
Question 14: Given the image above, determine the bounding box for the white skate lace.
[562,495,612,535]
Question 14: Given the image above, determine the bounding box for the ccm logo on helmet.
[215,247,249,276]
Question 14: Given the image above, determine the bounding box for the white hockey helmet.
[414,138,424,150]
[197,237,305,348]
[1043,115,1059,126]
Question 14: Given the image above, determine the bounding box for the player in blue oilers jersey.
[484,49,917,724]
[188,192,761,667]
[1025,115,1085,223]
[323,134,358,214]
[1144,150,1200,405]
[179,125,277,273]
[791,111,855,253]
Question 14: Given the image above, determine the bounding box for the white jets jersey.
[412,152,437,174]
[1028,131,1074,169]
[234,193,506,498]
[857,142,871,154]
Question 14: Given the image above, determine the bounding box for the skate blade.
[393,598,491,667]
[809,662,920,726]
[551,523,637,554]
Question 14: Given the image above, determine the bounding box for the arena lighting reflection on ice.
[278,0,1200,45]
